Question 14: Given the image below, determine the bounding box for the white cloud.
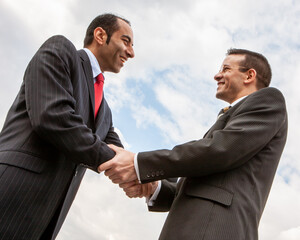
[57,172,167,240]
[259,173,300,240]
[277,227,300,240]
[114,127,131,149]
[2,0,76,40]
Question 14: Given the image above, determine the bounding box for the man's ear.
[93,27,107,45]
[244,68,257,85]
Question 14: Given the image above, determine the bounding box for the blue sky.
[1,0,300,239]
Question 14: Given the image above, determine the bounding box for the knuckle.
[120,175,126,182]
[112,179,118,184]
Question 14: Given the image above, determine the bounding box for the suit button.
[146,174,151,178]
[151,172,156,177]
[160,170,164,176]
[156,171,160,176]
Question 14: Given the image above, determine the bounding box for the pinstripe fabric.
[140,87,288,240]
[0,35,123,240]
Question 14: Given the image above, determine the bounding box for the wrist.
[150,181,159,195]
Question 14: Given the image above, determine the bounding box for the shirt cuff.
[146,180,162,206]
[134,153,141,183]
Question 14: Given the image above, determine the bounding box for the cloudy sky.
[1,0,300,239]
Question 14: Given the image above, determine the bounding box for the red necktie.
[94,73,104,118]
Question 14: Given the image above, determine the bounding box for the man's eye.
[223,67,230,72]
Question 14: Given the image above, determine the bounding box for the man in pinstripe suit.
[100,49,287,240]
[0,13,134,239]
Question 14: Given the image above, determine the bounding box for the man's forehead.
[117,19,133,33]
[222,54,245,66]
[116,19,134,41]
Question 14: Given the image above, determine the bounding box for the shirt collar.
[230,95,248,107]
[83,48,102,78]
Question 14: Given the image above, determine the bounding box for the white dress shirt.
[83,48,103,82]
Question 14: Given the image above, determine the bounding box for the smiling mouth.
[120,56,127,63]
[217,82,225,90]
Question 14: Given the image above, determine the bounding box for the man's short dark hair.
[227,48,272,89]
[83,13,130,47]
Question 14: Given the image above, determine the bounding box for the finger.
[111,178,123,184]
[126,194,133,198]
[126,192,139,198]
[108,170,138,184]
[116,176,137,184]
[119,181,136,189]
[123,186,137,194]
[98,160,114,172]
[113,178,134,184]
[135,186,142,196]
[107,144,121,153]
[124,186,142,198]
[104,168,117,177]
[108,175,119,183]
[108,173,123,182]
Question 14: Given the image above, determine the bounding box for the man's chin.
[108,68,121,74]
[216,92,226,101]
[216,91,222,99]
[114,65,123,73]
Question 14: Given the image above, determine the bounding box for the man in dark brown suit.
[0,13,134,240]
[100,49,287,240]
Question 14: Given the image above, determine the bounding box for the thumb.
[108,144,122,153]
[98,159,114,172]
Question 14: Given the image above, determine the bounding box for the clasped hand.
[98,144,157,198]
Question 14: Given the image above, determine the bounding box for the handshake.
[98,144,158,199]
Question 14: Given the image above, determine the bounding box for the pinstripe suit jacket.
[0,35,122,240]
[138,87,287,240]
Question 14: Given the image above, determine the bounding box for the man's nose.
[214,72,222,81]
[126,46,135,58]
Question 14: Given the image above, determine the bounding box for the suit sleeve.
[104,124,124,148]
[25,35,116,172]
[138,87,287,183]
[148,179,177,212]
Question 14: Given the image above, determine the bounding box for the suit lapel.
[95,96,106,127]
[203,114,230,138]
[203,97,248,138]
[78,50,95,120]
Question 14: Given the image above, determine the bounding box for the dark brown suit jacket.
[138,87,287,240]
[0,35,122,240]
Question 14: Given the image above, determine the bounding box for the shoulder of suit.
[230,87,285,113]
[247,87,285,103]
[231,87,286,117]
[256,86,283,95]
[77,49,89,61]
[45,35,72,44]
[41,35,77,54]
[252,86,283,96]
[37,35,81,69]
